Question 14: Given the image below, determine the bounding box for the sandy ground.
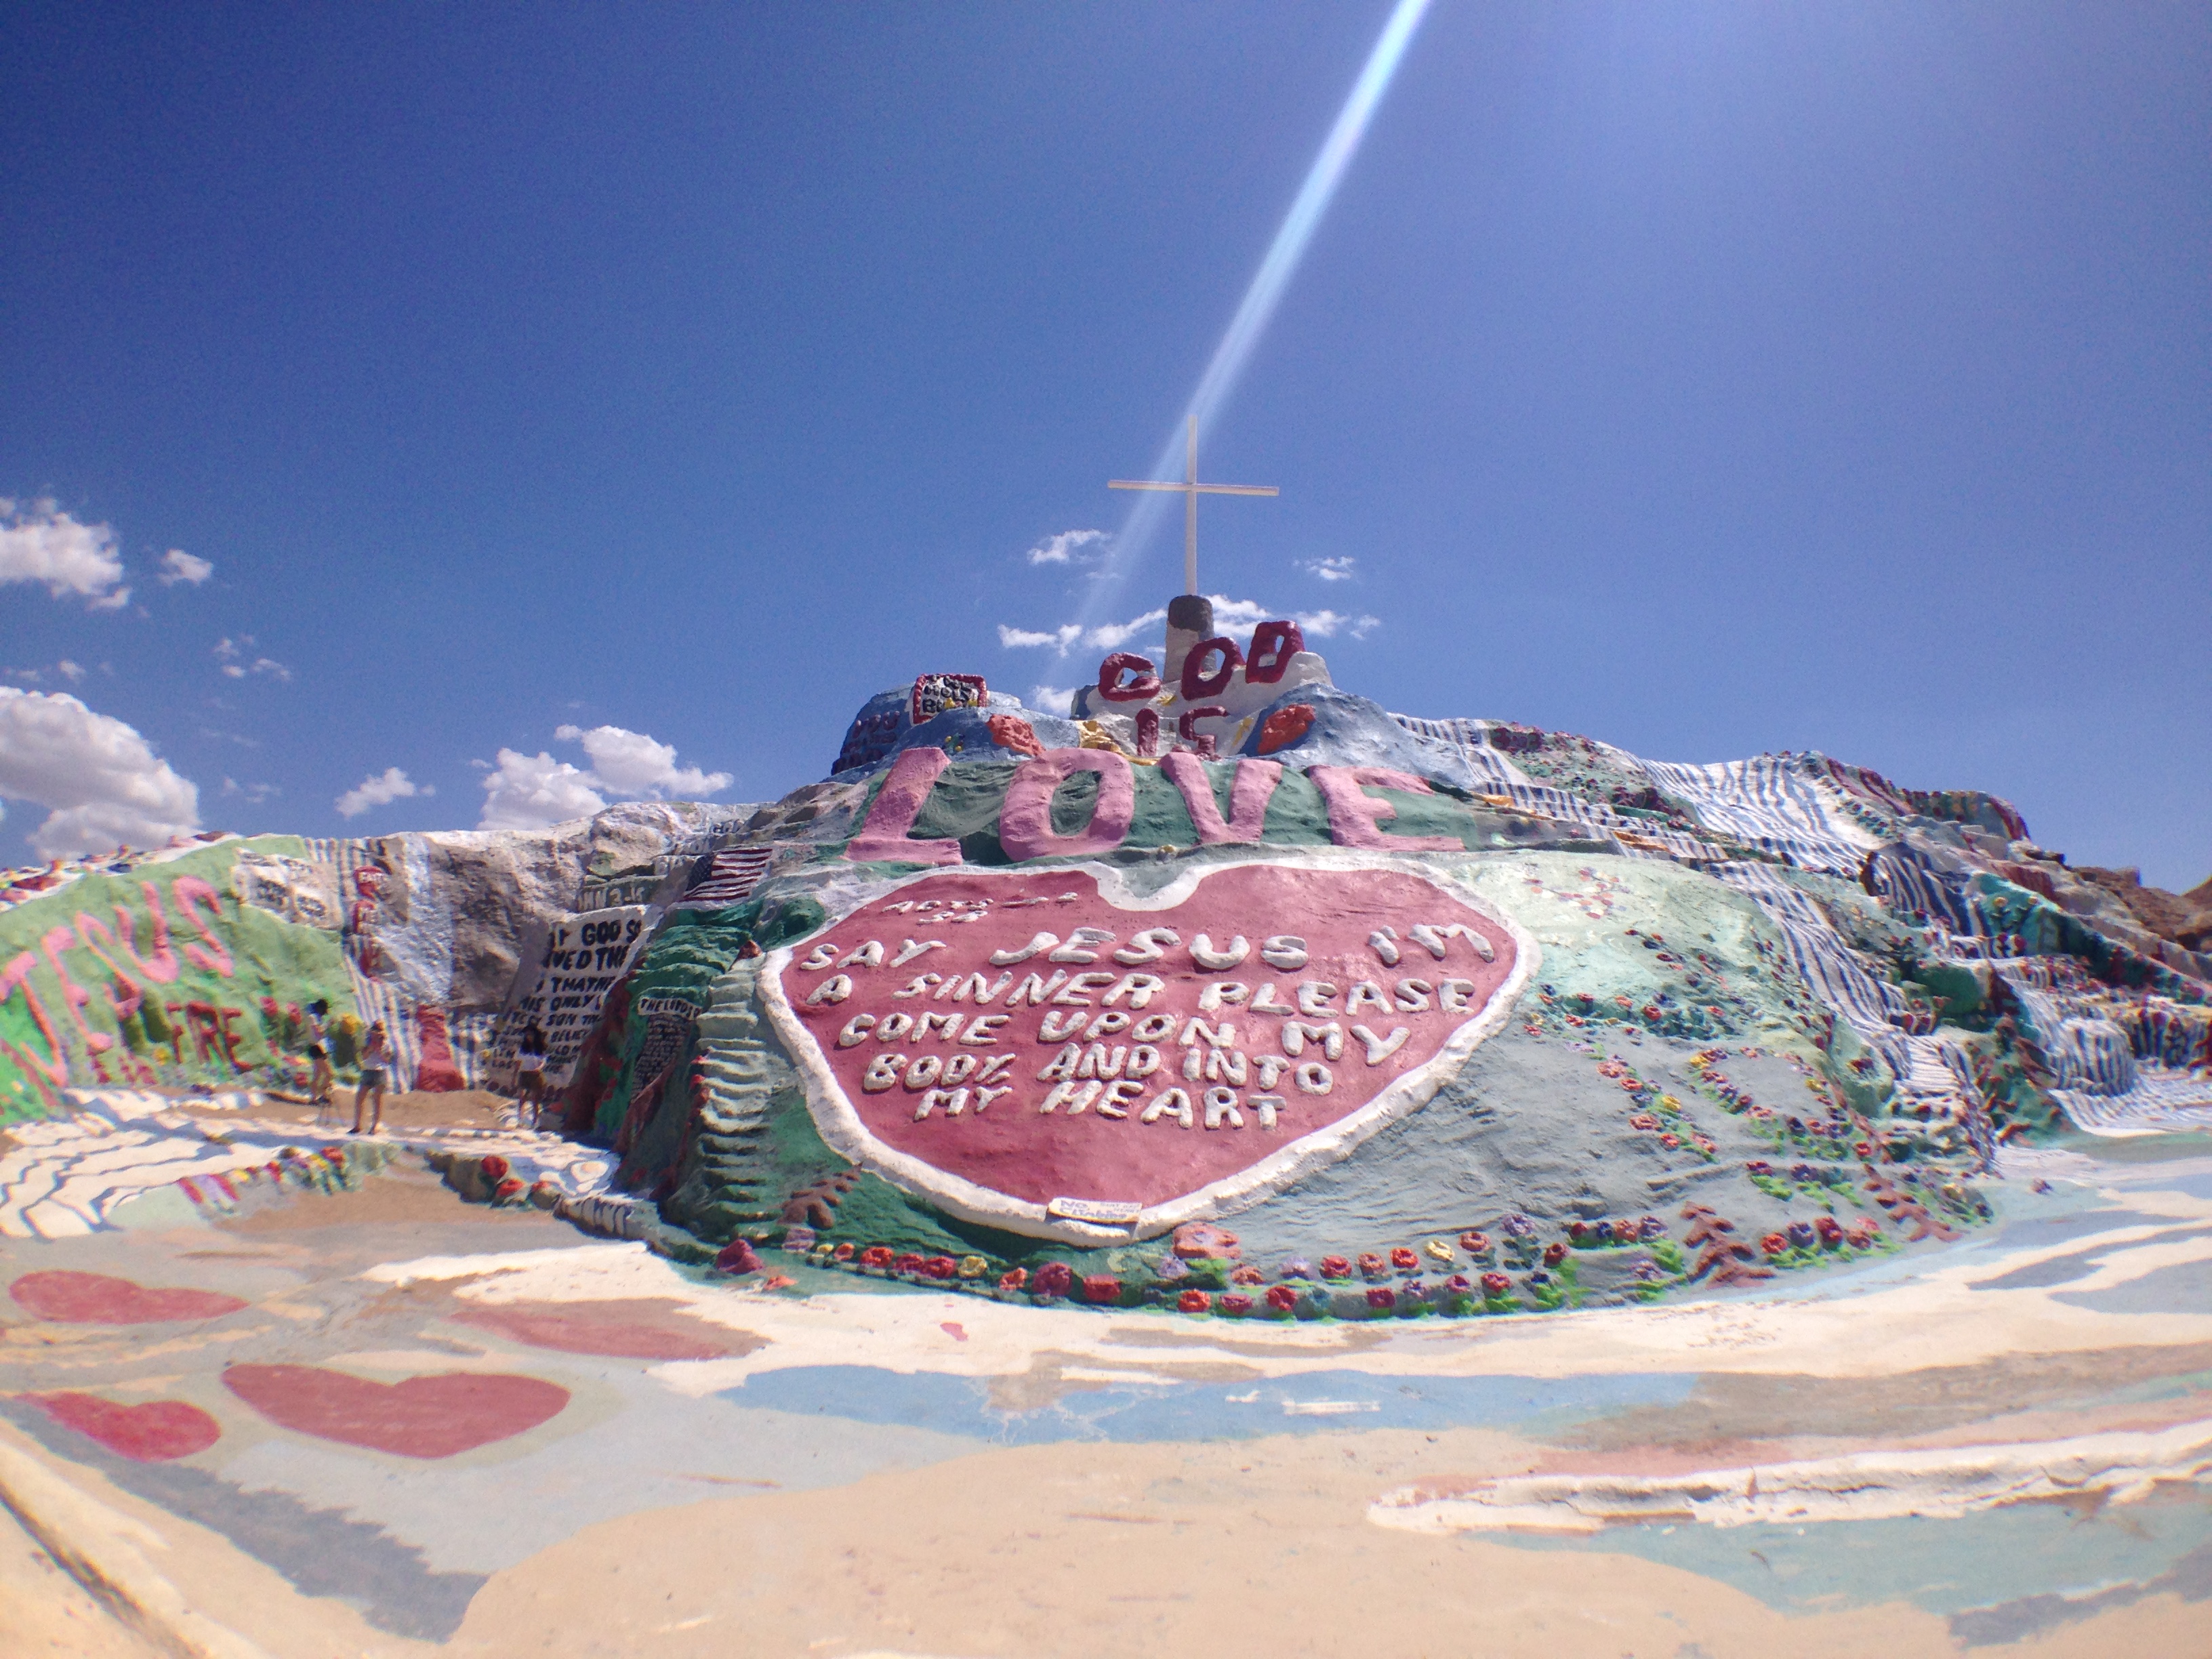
[0,1497,162,1659]
[463,1431,2211,1659]
[3,1136,2209,1656]
[194,1086,524,1134]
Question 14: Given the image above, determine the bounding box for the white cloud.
[0,499,129,607]
[477,750,607,831]
[478,723,731,830]
[996,594,1381,663]
[335,766,431,819]
[1082,607,1168,652]
[553,723,732,798]
[7,668,42,684]
[213,639,289,682]
[58,660,85,682]
[0,689,200,856]
[998,623,1082,651]
[221,777,280,806]
[1300,555,1356,582]
[1026,529,1109,566]
[1027,684,1076,717]
[157,549,213,586]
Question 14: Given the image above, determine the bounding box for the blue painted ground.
[720,1365,1700,1445]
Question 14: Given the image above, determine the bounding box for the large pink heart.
[28,1393,222,1462]
[766,859,1528,1237]
[223,1364,569,1458]
[11,1271,247,1325]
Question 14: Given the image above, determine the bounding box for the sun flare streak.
[1084,0,1433,623]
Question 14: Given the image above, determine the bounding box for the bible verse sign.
[762,857,1535,1241]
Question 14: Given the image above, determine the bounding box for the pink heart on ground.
[10,1271,248,1325]
[28,1393,222,1462]
[222,1364,569,1458]
[451,1302,762,1361]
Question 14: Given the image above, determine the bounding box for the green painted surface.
[0,839,354,1120]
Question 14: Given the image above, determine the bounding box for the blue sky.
[1,3,2206,885]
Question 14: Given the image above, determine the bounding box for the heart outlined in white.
[761,848,1540,1244]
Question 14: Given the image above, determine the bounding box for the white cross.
[1110,416,1279,596]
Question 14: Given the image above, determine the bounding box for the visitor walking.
[305,999,335,1124]
[352,1020,391,1135]
[513,1023,548,1129]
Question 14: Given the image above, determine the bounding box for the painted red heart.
[450,1302,761,1361]
[27,1393,222,1461]
[767,858,1531,1238]
[10,1271,248,1325]
[222,1364,569,1458]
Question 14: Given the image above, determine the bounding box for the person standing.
[304,999,335,1122]
[352,1020,391,1135]
[513,1023,548,1129]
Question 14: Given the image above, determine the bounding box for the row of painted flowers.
[729,1206,1893,1317]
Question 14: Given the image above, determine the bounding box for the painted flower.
[1786,1222,1817,1250]
[892,1253,926,1275]
[1458,1231,1492,1256]
[1814,1216,1845,1247]
[480,1154,510,1182]
[1219,1294,1254,1317]
[1082,1275,1122,1305]
[1229,1265,1265,1286]
[1423,1240,1455,1264]
[859,1245,895,1268]
[1031,1261,1074,1297]
[1593,1221,1615,1244]
[1759,1233,1788,1256]
[1480,1273,1512,1297]
[1745,1160,1773,1176]
[1319,1256,1352,1280]
[1279,1258,1315,1281]
[1500,1213,1535,1238]
[1155,1254,1191,1282]
[1659,1134,1681,1148]
[957,1255,989,1279]
[998,1267,1029,1291]
[921,1256,958,1280]
[1639,1215,1666,1240]
[1443,1275,1472,1293]
[1178,1289,1212,1314]
[832,1242,857,1262]
[1358,1253,1388,1279]
[1366,1287,1396,1311]
[714,1239,762,1275]
[1389,1247,1418,1271]
[1633,1259,1666,1282]
[1264,1284,1300,1313]
[1568,1221,1591,1244]
[1542,1242,1566,1268]
[493,1176,525,1202]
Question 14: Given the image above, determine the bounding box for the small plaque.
[1047,1196,1143,1226]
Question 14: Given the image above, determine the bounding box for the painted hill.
[5,619,2207,1318]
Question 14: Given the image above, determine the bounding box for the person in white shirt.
[351,1021,391,1135]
